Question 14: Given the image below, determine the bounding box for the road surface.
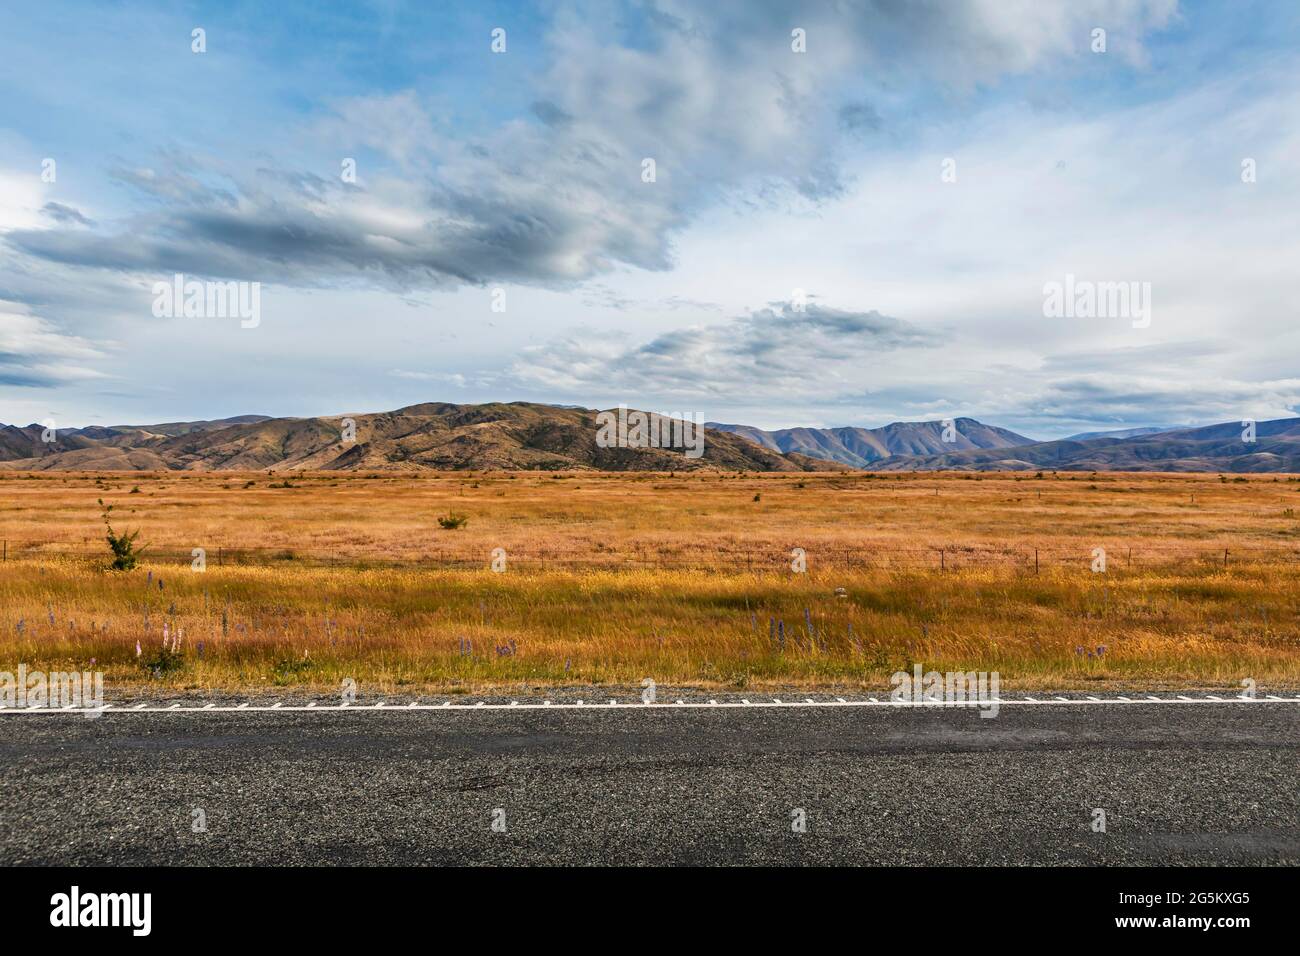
[1,694,1296,865]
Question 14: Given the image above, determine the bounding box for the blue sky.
[2,0,1298,438]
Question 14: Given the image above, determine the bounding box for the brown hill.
[0,403,809,473]
[872,418,1300,472]
[707,416,1036,467]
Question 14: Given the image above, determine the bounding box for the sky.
[1,0,1297,439]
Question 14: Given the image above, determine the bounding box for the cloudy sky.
[1,0,1297,438]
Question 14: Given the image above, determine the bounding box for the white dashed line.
[2,695,1296,715]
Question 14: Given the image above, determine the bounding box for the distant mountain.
[3,406,1295,473]
[872,418,1300,472]
[1061,425,1183,442]
[67,415,274,441]
[0,404,813,472]
[707,417,1037,468]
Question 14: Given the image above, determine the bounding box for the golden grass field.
[2,469,1299,692]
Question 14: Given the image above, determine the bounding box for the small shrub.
[142,644,184,676]
[98,499,145,571]
[271,657,313,685]
[438,512,469,530]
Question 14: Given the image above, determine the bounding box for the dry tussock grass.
[2,470,1298,691]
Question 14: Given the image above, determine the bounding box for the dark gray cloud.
[41,202,95,227]
[1036,375,1300,422]
[530,100,574,127]
[509,299,938,396]
[0,304,109,389]
[838,101,882,133]
[3,0,1178,292]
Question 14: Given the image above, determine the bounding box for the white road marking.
[3,694,1296,715]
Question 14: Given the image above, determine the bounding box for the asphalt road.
[1,701,1297,865]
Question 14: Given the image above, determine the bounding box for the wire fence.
[2,539,1296,572]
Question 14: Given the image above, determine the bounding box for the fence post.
[1034,549,1039,574]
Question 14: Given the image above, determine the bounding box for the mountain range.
[706,417,1035,468]
[0,403,1296,472]
[0,403,821,473]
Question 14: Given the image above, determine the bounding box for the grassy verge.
[3,556,1297,692]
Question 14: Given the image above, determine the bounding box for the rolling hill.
[0,404,814,472]
[707,417,1036,467]
[2,404,1295,472]
[871,418,1300,472]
